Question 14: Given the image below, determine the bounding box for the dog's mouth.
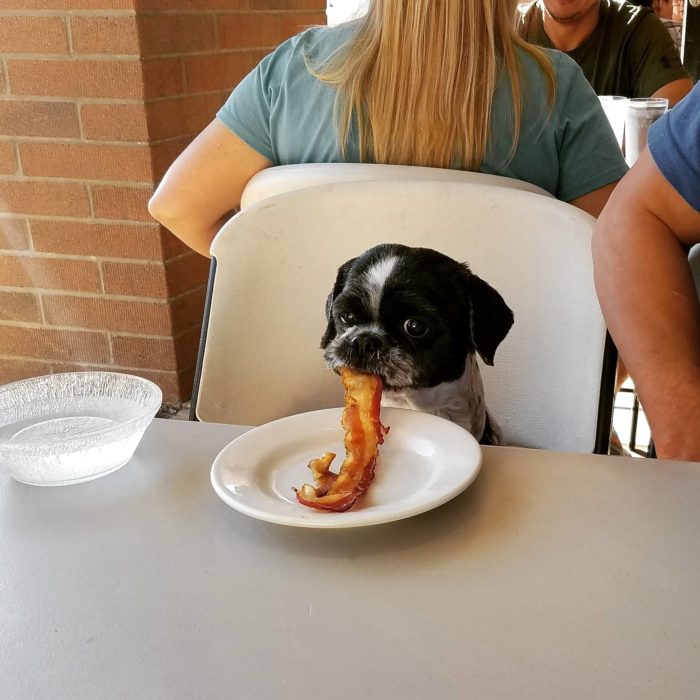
[323,344,415,390]
[335,363,404,389]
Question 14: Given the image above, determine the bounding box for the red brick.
[47,362,181,402]
[138,14,216,57]
[170,286,206,335]
[111,333,177,370]
[279,11,326,37]
[3,1,133,8]
[0,180,90,217]
[141,58,184,99]
[0,357,53,385]
[0,142,17,175]
[248,0,323,7]
[146,93,222,142]
[70,15,139,55]
[165,251,210,297]
[256,0,326,6]
[218,13,281,49]
[159,225,190,260]
[7,59,143,99]
[138,0,253,8]
[175,358,198,400]
[173,325,200,366]
[0,290,40,323]
[0,100,80,138]
[1,254,101,292]
[91,184,152,221]
[20,142,152,182]
[184,50,265,93]
[101,260,168,298]
[0,218,31,250]
[80,103,149,142]
[149,137,192,182]
[31,220,163,260]
[0,16,69,54]
[174,362,196,402]
[111,325,199,370]
[43,295,172,335]
[0,326,110,363]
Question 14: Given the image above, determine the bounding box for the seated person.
[592,83,700,462]
[518,0,691,104]
[149,1,627,258]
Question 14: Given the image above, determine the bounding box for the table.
[2,418,700,699]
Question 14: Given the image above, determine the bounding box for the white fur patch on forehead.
[363,255,398,318]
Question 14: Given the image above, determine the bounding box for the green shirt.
[218,22,628,202]
[518,0,689,97]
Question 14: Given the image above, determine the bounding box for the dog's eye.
[339,312,357,326]
[403,318,429,338]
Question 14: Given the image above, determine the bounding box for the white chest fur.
[380,355,489,440]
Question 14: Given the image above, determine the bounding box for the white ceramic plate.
[210,407,482,528]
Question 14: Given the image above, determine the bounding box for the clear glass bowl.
[0,372,162,486]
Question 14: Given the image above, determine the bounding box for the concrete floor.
[156,401,191,421]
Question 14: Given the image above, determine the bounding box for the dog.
[321,243,514,445]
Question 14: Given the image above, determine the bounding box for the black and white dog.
[321,244,514,445]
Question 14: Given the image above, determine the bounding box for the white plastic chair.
[690,244,700,299]
[240,162,552,209]
[192,166,614,453]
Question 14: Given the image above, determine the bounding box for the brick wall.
[0,0,326,404]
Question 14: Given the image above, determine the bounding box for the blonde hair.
[314,0,556,170]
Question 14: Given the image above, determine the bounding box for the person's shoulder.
[550,51,598,107]
[549,50,582,79]
[262,22,356,71]
[518,47,583,85]
[648,83,700,211]
[287,21,359,63]
[603,0,649,23]
[519,47,598,119]
[603,0,665,34]
[515,47,592,117]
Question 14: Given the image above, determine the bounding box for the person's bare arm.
[592,148,700,461]
[569,181,619,218]
[651,78,693,107]
[148,119,273,257]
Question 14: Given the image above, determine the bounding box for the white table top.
[2,418,700,699]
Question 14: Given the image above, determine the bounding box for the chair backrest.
[690,244,700,299]
[194,171,611,453]
[240,162,552,210]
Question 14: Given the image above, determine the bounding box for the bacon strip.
[295,368,388,512]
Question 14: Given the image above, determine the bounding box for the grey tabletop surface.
[2,418,700,700]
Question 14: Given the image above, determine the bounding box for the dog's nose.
[352,333,381,356]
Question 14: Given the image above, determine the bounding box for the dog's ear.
[320,257,356,349]
[465,271,514,366]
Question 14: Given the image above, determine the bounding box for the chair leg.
[594,332,618,455]
[647,439,657,459]
[189,257,218,422]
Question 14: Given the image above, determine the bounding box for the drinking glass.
[624,98,668,167]
[598,96,628,151]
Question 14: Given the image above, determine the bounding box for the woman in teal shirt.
[150,0,627,257]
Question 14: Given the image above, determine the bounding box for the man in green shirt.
[518,0,691,104]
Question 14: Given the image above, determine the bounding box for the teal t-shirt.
[217,22,627,202]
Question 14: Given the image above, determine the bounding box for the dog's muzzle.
[351,332,384,358]
[325,329,415,388]
[339,330,387,370]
